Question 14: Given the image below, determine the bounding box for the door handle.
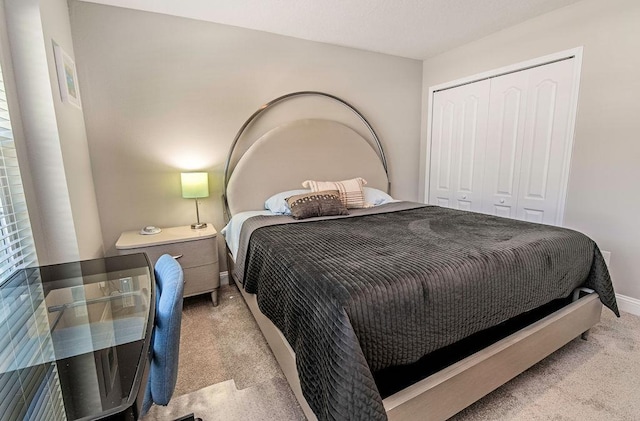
[500,199,505,204]
[172,254,183,259]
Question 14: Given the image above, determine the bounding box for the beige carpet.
[156,285,639,420]
[144,378,303,421]
[452,309,640,420]
[174,287,286,394]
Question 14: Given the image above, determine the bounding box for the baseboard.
[616,293,640,316]
[220,271,229,286]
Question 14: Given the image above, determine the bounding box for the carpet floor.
[149,285,639,421]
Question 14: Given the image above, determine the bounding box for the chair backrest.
[142,254,184,414]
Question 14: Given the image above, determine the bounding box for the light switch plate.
[601,250,611,268]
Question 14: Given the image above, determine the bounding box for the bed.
[221,92,619,421]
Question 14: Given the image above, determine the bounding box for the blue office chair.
[141,254,196,419]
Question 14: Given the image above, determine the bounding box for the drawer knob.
[172,254,183,259]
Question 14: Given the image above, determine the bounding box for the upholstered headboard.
[223,92,389,218]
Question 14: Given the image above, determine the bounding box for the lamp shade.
[181,172,209,198]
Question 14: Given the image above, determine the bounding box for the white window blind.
[0,64,37,285]
[0,53,65,420]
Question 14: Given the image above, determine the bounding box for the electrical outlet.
[601,250,611,268]
[71,285,88,317]
[120,277,134,308]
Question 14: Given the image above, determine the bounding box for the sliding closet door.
[428,56,578,225]
[514,59,575,224]
[428,79,490,211]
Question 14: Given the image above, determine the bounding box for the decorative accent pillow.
[285,190,349,220]
[302,177,368,209]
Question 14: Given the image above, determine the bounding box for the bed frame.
[222,92,603,421]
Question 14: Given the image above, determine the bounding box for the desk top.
[0,254,155,420]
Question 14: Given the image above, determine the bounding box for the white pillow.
[264,189,309,214]
[364,187,394,206]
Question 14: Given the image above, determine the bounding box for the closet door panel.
[429,79,490,211]
[456,93,484,211]
[482,71,529,218]
[516,59,574,224]
[430,99,455,208]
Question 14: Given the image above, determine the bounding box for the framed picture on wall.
[53,42,82,109]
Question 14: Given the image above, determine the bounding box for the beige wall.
[3,0,103,264]
[69,2,423,269]
[420,0,640,300]
[0,1,45,261]
[39,0,104,260]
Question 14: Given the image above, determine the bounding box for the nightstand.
[115,225,220,306]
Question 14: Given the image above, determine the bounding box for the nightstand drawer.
[121,238,216,269]
[184,264,220,297]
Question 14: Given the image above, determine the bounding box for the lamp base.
[190,222,208,230]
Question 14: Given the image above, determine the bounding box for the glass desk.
[0,254,155,421]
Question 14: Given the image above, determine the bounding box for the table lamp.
[181,172,209,229]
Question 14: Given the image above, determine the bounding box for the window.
[0,60,37,285]
[0,49,65,421]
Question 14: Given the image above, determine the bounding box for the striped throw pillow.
[302,177,368,209]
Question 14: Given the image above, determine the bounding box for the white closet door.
[428,56,578,224]
[515,59,575,224]
[428,79,490,211]
[481,70,530,218]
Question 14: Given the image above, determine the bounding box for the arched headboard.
[223,92,389,218]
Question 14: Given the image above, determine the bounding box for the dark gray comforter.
[234,202,618,421]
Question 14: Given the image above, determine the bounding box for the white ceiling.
[79,0,583,60]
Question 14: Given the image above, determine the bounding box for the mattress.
[233,202,618,421]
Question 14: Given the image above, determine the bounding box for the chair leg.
[173,414,201,421]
